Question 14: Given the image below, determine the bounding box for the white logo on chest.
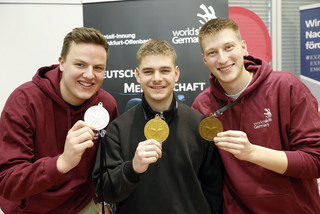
[253,108,272,129]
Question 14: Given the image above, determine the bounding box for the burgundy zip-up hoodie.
[193,55,320,214]
[0,65,118,213]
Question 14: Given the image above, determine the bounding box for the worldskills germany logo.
[197,4,217,25]
[171,3,217,45]
[253,108,273,129]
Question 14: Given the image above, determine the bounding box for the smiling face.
[59,41,107,106]
[201,28,249,95]
[135,54,179,112]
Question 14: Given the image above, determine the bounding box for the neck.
[145,94,173,113]
[223,70,252,95]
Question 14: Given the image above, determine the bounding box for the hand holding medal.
[144,114,169,143]
[199,113,223,141]
[199,99,241,141]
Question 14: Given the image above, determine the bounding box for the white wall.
[0,3,82,211]
[0,0,83,112]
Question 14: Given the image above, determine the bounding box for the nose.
[83,66,94,79]
[152,71,162,82]
[218,51,228,64]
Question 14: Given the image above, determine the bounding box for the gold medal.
[199,113,223,141]
[144,114,169,143]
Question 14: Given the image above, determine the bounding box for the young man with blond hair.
[93,39,223,214]
[193,17,320,213]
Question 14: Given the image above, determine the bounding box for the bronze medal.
[199,113,223,141]
[144,114,169,143]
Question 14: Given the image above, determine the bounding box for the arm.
[0,116,95,200]
[0,87,97,201]
[281,75,320,178]
[93,122,162,203]
[214,130,288,174]
[57,120,95,174]
[214,74,320,178]
[132,139,162,173]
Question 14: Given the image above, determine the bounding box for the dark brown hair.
[60,27,109,61]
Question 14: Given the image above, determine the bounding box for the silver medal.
[84,102,110,130]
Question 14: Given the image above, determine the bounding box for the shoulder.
[266,71,310,93]
[5,81,45,108]
[193,87,212,105]
[97,89,117,104]
[96,89,119,117]
[267,71,299,84]
[110,104,141,125]
[192,87,216,117]
[178,102,205,121]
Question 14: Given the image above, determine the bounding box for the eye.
[226,44,234,51]
[143,70,153,75]
[75,63,84,67]
[94,66,105,72]
[207,50,216,56]
[161,69,170,74]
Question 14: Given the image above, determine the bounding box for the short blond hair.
[136,39,177,66]
[198,18,242,52]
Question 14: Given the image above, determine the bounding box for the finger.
[215,136,237,144]
[137,146,162,159]
[145,156,159,164]
[66,129,94,146]
[141,150,161,159]
[142,141,162,157]
[215,141,244,150]
[217,145,241,156]
[142,143,162,152]
[78,139,94,151]
[217,130,244,138]
[69,120,86,132]
[77,130,95,143]
[144,139,162,149]
[83,121,98,130]
[70,120,95,132]
[73,126,95,139]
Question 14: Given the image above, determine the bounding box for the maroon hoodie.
[193,56,320,213]
[0,65,118,213]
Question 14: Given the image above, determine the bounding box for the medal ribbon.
[213,98,242,117]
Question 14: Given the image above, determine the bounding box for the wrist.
[57,155,70,174]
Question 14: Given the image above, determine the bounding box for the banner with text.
[300,3,320,108]
[83,0,228,114]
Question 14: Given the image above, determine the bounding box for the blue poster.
[300,4,320,81]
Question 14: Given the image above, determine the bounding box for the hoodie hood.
[209,55,274,102]
[32,64,98,111]
[32,64,65,107]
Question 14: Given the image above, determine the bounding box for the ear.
[201,53,208,65]
[241,40,248,56]
[135,67,140,83]
[174,66,180,83]
[59,57,65,71]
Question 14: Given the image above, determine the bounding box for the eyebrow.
[74,59,105,67]
[142,66,172,70]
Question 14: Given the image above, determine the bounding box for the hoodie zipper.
[160,112,165,121]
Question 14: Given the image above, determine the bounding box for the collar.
[141,93,178,124]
